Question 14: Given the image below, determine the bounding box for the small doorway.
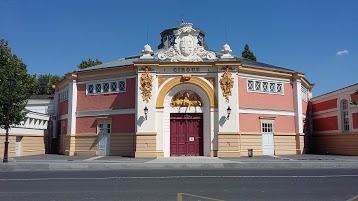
[170,113,203,156]
[15,136,22,157]
[262,122,274,155]
[98,123,111,156]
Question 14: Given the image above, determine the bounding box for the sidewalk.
[1,154,358,171]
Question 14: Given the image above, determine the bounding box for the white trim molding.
[239,108,295,116]
[76,108,135,117]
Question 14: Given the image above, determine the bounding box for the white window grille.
[262,122,273,133]
[118,81,126,92]
[103,83,109,92]
[247,80,254,90]
[60,89,69,102]
[111,82,117,92]
[86,80,126,95]
[262,82,268,92]
[254,82,261,91]
[342,100,350,131]
[247,79,284,95]
[301,86,308,102]
[95,84,102,93]
[88,84,94,94]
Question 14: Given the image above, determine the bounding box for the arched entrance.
[162,83,211,157]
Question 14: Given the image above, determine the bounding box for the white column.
[293,78,303,133]
[67,79,77,134]
[136,68,157,132]
[217,67,239,132]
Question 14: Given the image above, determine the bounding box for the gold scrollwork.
[170,92,202,108]
[140,67,153,103]
[219,67,234,102]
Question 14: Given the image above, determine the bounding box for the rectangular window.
[248,80,254,91]
[88,84,94,94]
[96,84,102,93]
[301,86,308,102]
[247,79,284,95]
[262,122,273,133]
[254,82,261,91]
[60,89,69,102]
[276,83,282,93]
[262,82,268,92]
[111,82,117,92]
[103,83,109,92]
[87,79,126,95]
[118,81,126,92]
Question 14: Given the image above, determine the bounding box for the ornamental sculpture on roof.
[140,67,153,103]
[158,23,216,62]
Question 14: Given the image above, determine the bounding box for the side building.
[311,83,358,155]
[53,22,314,157]
[0,95,53,157]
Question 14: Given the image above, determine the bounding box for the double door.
[170,113,203,156]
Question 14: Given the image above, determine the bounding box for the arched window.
[341,99,350,131]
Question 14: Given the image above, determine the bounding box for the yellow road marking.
[347,195,358,201]
[177,192,225,201]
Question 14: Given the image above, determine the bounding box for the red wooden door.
[170,113,203,156]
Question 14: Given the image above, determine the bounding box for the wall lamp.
[226,106,232,120]
[144,106,148,120]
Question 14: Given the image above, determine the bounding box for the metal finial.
[181,11,184,23]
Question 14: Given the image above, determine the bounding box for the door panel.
[170,113,203,156]
[262,123,274,155]
[98,123,110,156]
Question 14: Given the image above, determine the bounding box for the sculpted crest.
[158,23,216,62]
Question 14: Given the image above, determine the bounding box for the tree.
[0,38,37,128]
[34,74,61,95]
[241,44,257,61]
[77,58,102,69]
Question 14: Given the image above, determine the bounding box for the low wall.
[313,132,358,155]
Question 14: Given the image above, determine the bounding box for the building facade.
[311,83,358,155]
[54,22,314,157]
[0,95,53,157]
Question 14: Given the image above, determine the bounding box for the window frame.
[341,99,350,132]
[86,79,126,96]
[247,79,285,95]
[59,88,69,102]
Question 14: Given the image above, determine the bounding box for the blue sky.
[1,0,357,96]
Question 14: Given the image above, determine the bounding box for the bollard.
[248,149,253,157]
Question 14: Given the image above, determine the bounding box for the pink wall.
[76,117,97,134]
[77,78,136,111]
[238,78,294,111]
[239,113,295,133]
[311,99,337,113]
[112,114,135,133]
[58,99,68,115]
[353,112,358,129]
[302,100,308,114]
[76,114,135,134]
[313,116,338,131]
[351,93,358,103]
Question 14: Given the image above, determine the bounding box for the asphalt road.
[0,169,357,201]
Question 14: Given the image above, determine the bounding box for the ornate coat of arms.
[140,67,153,103]
[158,23,216,62]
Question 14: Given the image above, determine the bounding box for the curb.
[1,162,358,171]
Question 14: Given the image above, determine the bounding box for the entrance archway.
[162,83,211,157]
